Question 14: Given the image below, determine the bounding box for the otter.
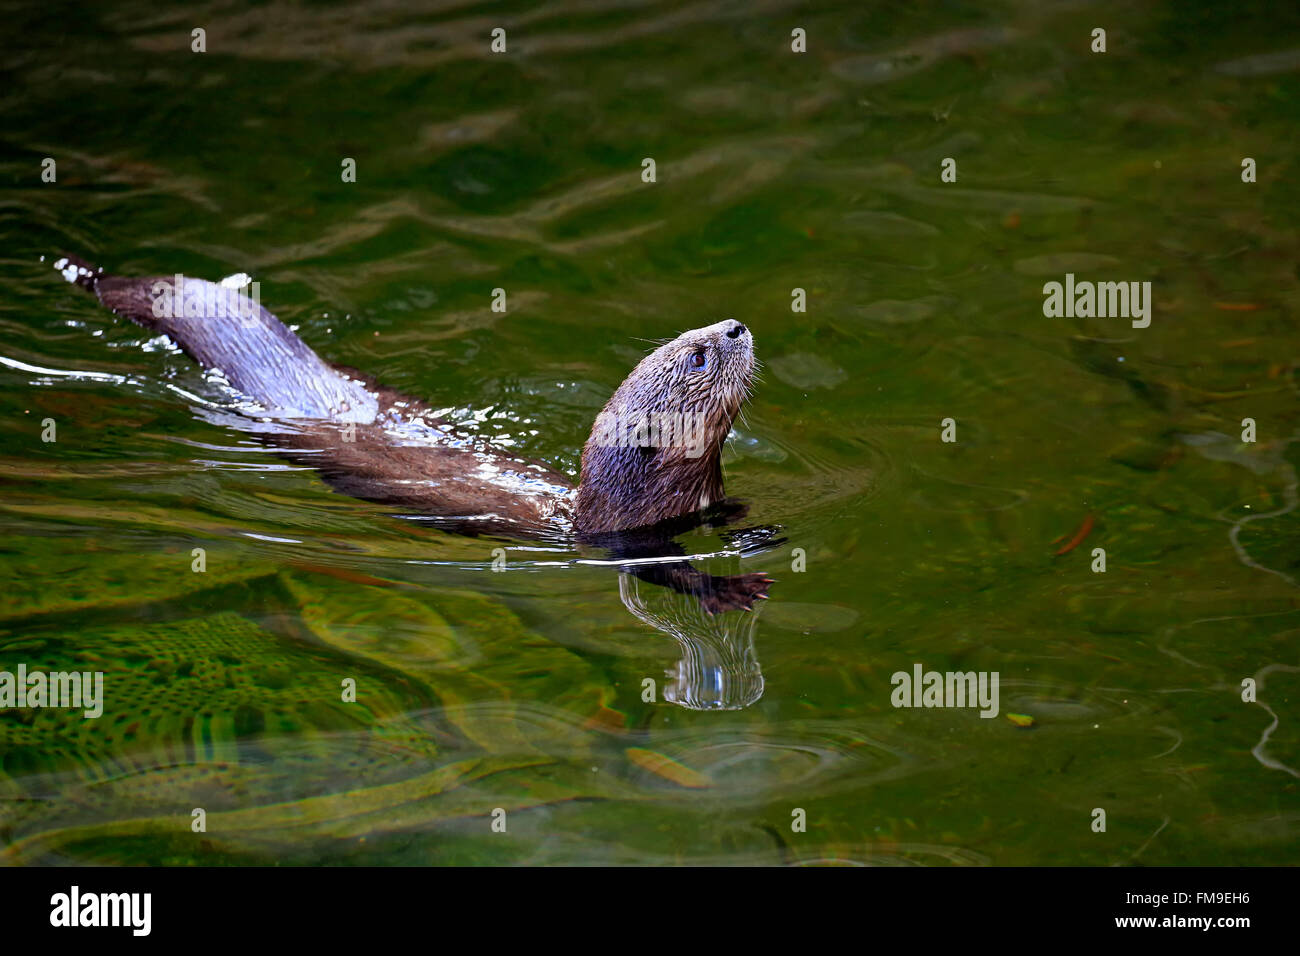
[56,256,773,611]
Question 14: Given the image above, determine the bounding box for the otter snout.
[704,317,755,396]
[696,318,754,369]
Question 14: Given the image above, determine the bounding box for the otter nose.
[725,320,747,339]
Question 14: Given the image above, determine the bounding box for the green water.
[2,0,1299,865]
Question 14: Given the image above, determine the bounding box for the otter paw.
[700,573,775,615]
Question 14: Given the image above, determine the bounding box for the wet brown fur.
[60,258,754,541]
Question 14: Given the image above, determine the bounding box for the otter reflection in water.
[57,256,776,619]
[609,515,782,710]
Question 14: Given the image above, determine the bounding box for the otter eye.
[689,350,707,370]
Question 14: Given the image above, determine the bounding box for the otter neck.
[573,437,726,535]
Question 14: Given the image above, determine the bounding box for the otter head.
[575,318,755,534]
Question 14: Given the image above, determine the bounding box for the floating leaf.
[626,747,712,789]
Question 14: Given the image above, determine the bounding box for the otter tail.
[56,254,376,423]
[54,254,103,291]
